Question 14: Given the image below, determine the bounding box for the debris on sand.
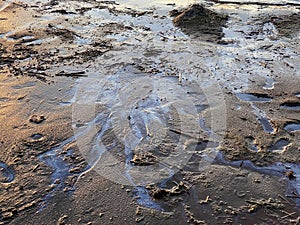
[146,181,190,199]
[130,152,158,166]
[246,198,284,213]
[184,205,206,224]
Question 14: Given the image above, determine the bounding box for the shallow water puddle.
[0,162,15,183]
[38,136,89,210]
[6,35,36,42]
[132,186,163,210]
[251,104,275,133]
[30,133,44,141]
[258,116,274,133]
[263,77,275,90]
[11,81,36,89]
[269,138,290,151]
[57,91,77,106]
[236,93,272,102]
[245,136,259,152]
[195,140,219,151]
[38,100,117,209]
[67,67,223,210]
[280,101,300,110]
[0,97,10,102]
[24,38,46,46]
[284,123,300,132]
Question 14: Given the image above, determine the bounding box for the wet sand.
[0,0,300,224]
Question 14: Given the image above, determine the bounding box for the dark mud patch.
[44,26,77,41]
[55,71,87,78]
[171,4,228,43]
[268,13,300,38]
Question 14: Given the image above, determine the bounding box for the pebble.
[29,115,46,124]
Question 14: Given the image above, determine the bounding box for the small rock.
[29,115,46,124]
[135,216,145,223]
[57,215,68,225]
[286,170,296,180]
[54,179,61,184]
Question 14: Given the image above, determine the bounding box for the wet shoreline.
[0,0,300,224]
